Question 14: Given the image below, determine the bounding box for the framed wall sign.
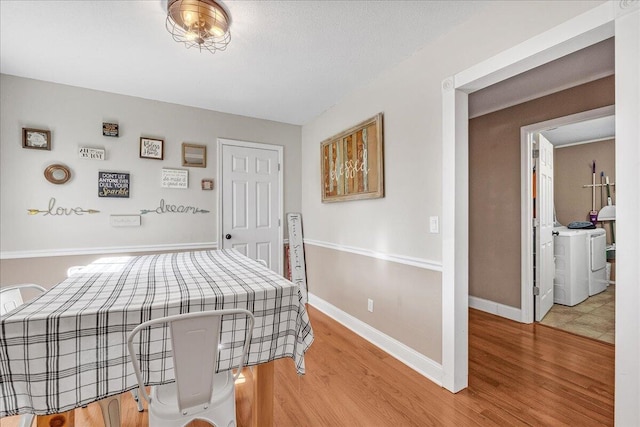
[320,113,384,203]
[161,168,188,189]
[23,128,51,150]
[78,147,105,160]
[102,122,119,137]
[287,212,308,304]
[201,179,214,190]
[98,171,130,198]
[140,137,164,160]
[182,143,207,167]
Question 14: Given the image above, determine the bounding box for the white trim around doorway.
[442,4,640,424]
[519,105,615,324]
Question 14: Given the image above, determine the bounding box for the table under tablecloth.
[0,249,313,416]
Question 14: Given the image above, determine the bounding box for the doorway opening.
[521,106,615,342]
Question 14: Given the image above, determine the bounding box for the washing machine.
[585,228,608,296]
[553,226,589,306]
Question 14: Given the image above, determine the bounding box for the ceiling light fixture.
[166,0,231,53]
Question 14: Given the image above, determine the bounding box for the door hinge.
[532,218,539,228]
[278,218,281,226]
[533,286,540,296]
[278,163,281,171]
[532,149,540,159]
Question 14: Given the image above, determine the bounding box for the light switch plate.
[429,216,439,233]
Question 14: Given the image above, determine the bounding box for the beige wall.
[555,139,615,244]
[300,1,603,367]
[0,247,216,288]
[468,76,614,307]
[305,244,442,362]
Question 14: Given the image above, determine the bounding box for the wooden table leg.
[36,410,74,427]
[252,362,274,427]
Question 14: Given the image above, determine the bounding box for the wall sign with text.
[321,113,384,203]
[98,171,130,198]
[102,122,119,137]
[287,212,308,304]
[162,168,188,189]
[79,147,105,160]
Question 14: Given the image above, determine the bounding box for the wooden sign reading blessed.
[320,113,384,202]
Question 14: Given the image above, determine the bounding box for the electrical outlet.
[367,298,374,312]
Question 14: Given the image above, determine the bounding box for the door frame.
[442,4,640,420]
[217,138,284,275]
[519,105,615,323]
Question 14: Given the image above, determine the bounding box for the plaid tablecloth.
[0,249,314,416]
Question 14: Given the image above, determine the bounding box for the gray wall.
[0,74,301,286]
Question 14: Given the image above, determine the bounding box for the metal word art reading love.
[140,199,210,215]
[28,198,100,216]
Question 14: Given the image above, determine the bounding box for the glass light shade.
[166,0,231,53]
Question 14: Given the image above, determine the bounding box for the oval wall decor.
[44,164,71,184]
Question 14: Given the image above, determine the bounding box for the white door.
[219,140,282,274]
[535,133,554,321]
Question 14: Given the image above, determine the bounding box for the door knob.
[225,234,232,240]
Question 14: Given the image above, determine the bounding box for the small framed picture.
[140,137,164,160]
[23,128,51,150]
[182,143,207,168]
[201,179,214,190]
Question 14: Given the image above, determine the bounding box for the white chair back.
[0,284,46,427]
[66,265,86,277]
[0,284,46,315]
[127,308,254,419]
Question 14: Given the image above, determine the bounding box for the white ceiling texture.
[0,0,485,126]
[1,1,614,130]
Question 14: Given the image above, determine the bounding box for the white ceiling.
[0,0,484,126]
[542,115,615,147]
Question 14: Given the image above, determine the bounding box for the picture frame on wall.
[22,128,51,150]
[320,113,384,203]
[140,137,164,160]
[182,143,207,168]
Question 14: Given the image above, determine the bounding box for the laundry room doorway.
[521,106,616,341]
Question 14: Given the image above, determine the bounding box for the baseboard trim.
[308,292,443,386]
[0,242,218,260]
[303,239,442,272]
[468,295,523,323]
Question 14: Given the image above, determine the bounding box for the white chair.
[0,284,46,316]
[66,265,86,277]
[127,309,255,427]
[1,284,47,427]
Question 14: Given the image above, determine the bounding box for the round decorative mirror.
[44,164,71,184]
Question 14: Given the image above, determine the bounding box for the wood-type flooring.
[2,306,614,426]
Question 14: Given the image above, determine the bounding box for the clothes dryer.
[585,228,608,296]
[552,226,589,306]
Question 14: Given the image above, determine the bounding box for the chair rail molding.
[303,239,442,272]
